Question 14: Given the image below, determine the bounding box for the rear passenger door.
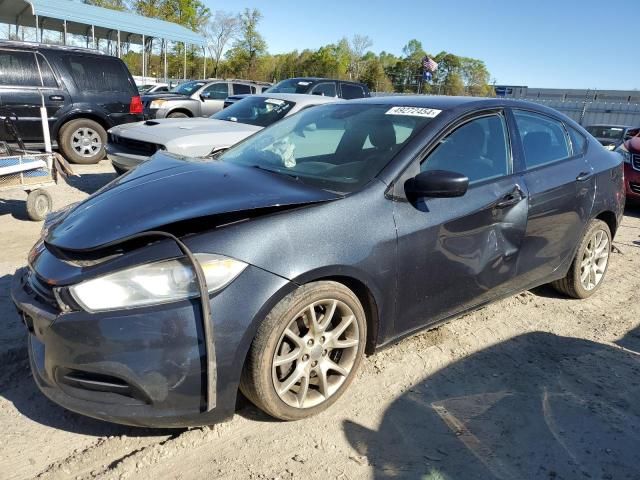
[36,53,69,136]
[510,109,595,285]
[0,49,45,142]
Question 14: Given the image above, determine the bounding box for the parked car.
[12,96,624,427]
[138,83,169,94]
[0,41,143,164]
[614,127,640,202]
[143,79,271,119]
[585,124,638,151]
[265,77,371,99]
[107,93,338,174]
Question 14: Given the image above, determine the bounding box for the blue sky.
[204,0,637,91]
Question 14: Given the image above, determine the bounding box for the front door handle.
[576,171,593,182]
[495,187,526,209]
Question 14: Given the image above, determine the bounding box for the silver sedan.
[106,93,339,175]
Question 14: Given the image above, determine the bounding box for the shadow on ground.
[345,329,640,480]
[65,171,116,195]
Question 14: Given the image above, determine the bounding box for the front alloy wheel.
[240,281,366,420]
[272,299,360,409]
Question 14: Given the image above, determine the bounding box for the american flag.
[422,56,438,73]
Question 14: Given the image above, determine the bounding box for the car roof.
[344,95,576,113]
[252,93,339,105]
[281,77,365,85]
[0,40,106,55]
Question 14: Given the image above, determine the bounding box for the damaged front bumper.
[11,253,293,427]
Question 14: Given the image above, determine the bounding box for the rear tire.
[552,219,611,299]
[26,189,52,221]
[240,281,367,421]
[167,111,189,119]
[59,119,107,164]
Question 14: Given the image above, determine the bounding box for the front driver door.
[393,111,529,336]
[198,82,229,116]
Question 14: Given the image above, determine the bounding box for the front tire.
[240,281,367,421]
[59,119,107,164]
[26,188,52,221]
[167,111,189,119]
[552,219,612,299]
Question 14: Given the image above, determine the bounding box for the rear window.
[233,83,252,95]
[0,50,41,86]
[567,126,587,155]
[36,54,58,88]
[62,54,132,93]
[341,83,366,99]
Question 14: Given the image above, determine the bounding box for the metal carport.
[0,0,206,81]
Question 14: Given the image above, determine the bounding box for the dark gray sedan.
[12,96,624,427]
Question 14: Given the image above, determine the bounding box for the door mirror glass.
[405,170,469,199]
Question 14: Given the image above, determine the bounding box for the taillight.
[129,95,143,114]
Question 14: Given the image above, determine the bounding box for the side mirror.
[405,170,469,199]
[200,93,209,101]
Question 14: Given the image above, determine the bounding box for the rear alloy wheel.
[552,219,611,299]
[59,119,107,164]
[240,281,366,420]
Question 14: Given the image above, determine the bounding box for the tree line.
[85,0,493,95]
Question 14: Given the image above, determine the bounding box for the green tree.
[225,8,267,79]
[442,72,465,96]
[83,0,127,10]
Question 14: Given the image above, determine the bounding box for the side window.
[202,82,229,99]
[63,55,131,92]
[513,110,571,168]
[311,82,337,97]
[421,114,510,183]
[36,54,58,88]
[567,126,587,156]
[0,50,41,86]
[232,83,251,95]
[341,83,365,99]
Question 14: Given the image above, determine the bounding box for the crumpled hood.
[45,152,339,251]
[110,118,262,156]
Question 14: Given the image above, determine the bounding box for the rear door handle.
[576,171,593,182]
[49,95,64,101]
[495,187,526,209]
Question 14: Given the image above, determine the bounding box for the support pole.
[92,25,95,49]
[35,14,38,42]
[63,20,67,45]
[203,46,207,79]
[183,42,187,80]
[142,34,146,80]
[117,30,121,58]
[163,39,168,83]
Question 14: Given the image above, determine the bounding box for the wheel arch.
[54,111,111,139]
[165,108,193,118]
[594,210,618,237]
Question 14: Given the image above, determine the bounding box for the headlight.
[149,99,168,109]
[604,144,616,151]
[69,254,247,312]
[616,149,631,163]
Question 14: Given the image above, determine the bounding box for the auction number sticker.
[385,106,441,118]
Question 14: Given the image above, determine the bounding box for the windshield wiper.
[252,165,301,182]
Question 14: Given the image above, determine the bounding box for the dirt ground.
[1,160,639,480]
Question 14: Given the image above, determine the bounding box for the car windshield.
[219,103,436,193]
[265,79,314,94]
[212,97,296,127]
[171,81,206,95]
[586,126,626,140]
[138,84,155,93]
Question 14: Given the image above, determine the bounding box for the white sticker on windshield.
[385,106,441,118]
[297,81,311,86]
[611,128,623,131]
[265,98,286,105]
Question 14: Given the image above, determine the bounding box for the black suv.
[264,77,371,99]
[0,41,143,164]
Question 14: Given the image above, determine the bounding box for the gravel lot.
[1,160,639,480]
